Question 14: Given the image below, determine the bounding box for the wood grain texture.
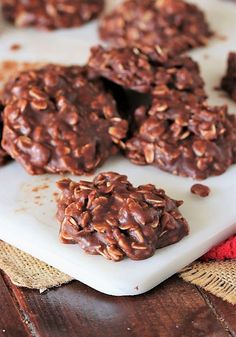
[3,275,232,337]
[201,291,236,337]
[0,275,30,337]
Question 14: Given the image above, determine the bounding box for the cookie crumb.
[10,43,21,51]
[191,184,210,198]
[32,184,49,192]
[216,34,227,42]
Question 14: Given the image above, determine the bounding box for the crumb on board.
[216,33,227,41]
[53,192,59,201]
[15,207,27,213]
[10,43,21,51]
[34,200,44,206]
[32,184,49,192]
[191,184,210,198]
[42,176,50,182]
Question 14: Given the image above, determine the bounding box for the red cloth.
[202,235,236,261]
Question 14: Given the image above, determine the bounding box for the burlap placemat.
[0,241,73,290]
[0,240,235,304]
[179,260,236,305]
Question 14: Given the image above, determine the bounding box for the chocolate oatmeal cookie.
[126,91,236,180]
[221,52,236,102]
[88,46,207,136]
[88,46,206,98]
[99,0,212,61]
[2,0,104,30]
[57,172,189,261]
[88,46,155,93]
[2,64,128,175]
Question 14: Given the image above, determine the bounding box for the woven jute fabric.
[0,241,73,290]
[179,260,236,305]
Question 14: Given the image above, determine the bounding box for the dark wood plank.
[5,275,232,337]
[0,274,31,337]
[200,291,236,337]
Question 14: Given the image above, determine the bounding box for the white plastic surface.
[0,0,235,296]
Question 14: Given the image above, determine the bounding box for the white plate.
[0,0,236,296]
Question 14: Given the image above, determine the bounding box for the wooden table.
[1,272,235,337]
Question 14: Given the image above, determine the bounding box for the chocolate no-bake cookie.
[2,0,104,30]
[88,46,155,93]
[88,46,206,126]
[99,0,212,61]
[0,61,44,166]
[221,52,236,101]
[2,64,128,175]
[126,90,236,180]
[57,172,189,261]
[89,46,206,94]
[88,46,205,97]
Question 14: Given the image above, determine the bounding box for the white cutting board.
[0,0,236,296]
